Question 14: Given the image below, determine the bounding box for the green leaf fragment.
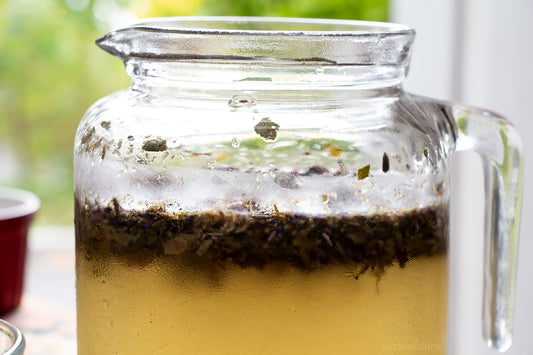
[357,164,370,180]
[457,116,468,135]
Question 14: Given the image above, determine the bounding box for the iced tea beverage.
[75,165,449,354]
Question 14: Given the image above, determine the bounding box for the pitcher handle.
[442,102,524,351]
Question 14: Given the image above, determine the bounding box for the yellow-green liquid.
[76,253,448,354]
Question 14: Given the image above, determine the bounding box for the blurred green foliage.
[196,0,387,21]
[0,0,130,224]
[0,0,387,225]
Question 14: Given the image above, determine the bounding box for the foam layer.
[75,155,446,215]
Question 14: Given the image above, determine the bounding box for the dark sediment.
[75,198,448,274]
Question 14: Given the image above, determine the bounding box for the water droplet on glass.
[314,66,325,75]
[207,160,217,169]
[228,95,256,108]
[268,163,276,177]
[231,137,240,148]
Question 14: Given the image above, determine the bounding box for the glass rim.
[0,319,25,355]
[123,16,414,37]
[98,16,415,66]
[0,187,40,221]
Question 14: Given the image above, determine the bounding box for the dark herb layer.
[75,198,447,273]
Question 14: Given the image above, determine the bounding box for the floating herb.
[382,153,390,173]
[358,164,370,180]
[306,165,329,175]
[457,116,469,135]
[274,172,300,189]
[327,146,343,157]
[81,127,95,145]
[254,118,280,141]
[143,138,168,152]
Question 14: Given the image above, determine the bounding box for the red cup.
[0,187,40,315]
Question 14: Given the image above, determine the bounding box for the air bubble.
[231,137,240,148]
[228,95,256,108]
[207,160,217,169]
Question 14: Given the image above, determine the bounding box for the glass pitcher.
[74,17,523,355]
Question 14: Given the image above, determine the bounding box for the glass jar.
[0,319,25,355]
[74,17,523,355]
